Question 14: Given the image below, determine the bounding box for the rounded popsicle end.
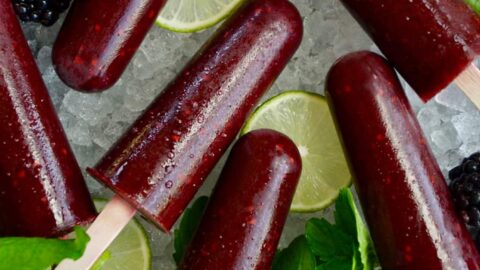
[239,129,303,179]
[235,0,303,57]
[266,0,304,53]
[325,51,398,99]
[52,47,115,93]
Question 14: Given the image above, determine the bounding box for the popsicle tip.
[331,51,385,69]
[277,0,304,46]
[52,49,114,93]
[241,129,302,174]
[254,0,303,50]
[325,51,393,96]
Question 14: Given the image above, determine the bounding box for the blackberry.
[12,0,71,26]
[449,152,480,249]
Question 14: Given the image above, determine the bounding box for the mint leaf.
[315,257,352,270]
[352,246,362,270]
[466,0,480,15]
[305,218,354,261]
[0,226,89,270]
[173,196,209,265]
[304,189,378,270]
[315,246,361,270]
[341,189,376,270]
[334,189,357,238]
[272,236,315,270]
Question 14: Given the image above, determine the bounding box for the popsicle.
[52,0,167,92]
[326,51,480,269]
[180,129,302,270]
[339,0,480,107]
[55,0,302,268]
[0,0,96,237]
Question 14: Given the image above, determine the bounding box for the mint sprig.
[0,226,90,270]
[277,189,378,270]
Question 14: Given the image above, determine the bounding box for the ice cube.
[430,123,461,154]
[452,112,480,144]
[63,90,114,126]
[36,46,52,74]
[435,84,476,113]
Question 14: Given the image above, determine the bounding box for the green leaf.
[315,257,352,270]
[369,243,381,269]
[0,226,90,270]
[466,0,480,15]
[173,196,209,265]
[272,236,316,270]
[334,189,357,238]
[305,189,378,270]
[352,246,362,270]
[305,218,354,261]
[342,189,376,270]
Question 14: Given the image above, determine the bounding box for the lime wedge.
[156,0,244,33]
[93,199,151,270]
[242,91,351,212]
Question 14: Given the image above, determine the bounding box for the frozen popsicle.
[52,0,167,92]
[340,0,480,107]
[55,0,302,268]
[180,129,301,269]
[326,51,480,269]
[0,0,96,237]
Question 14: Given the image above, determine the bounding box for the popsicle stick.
[55,195,137,270]
[455,64,480,109]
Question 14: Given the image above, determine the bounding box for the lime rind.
[106,221,151,270]
[156,0,245,33]
[242,91,352,212]
[93,199,152,270]
[241,91,324,134]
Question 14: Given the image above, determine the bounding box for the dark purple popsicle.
[53,0,167,92]
[326,51,480,269]
[339,0,480,101]
[87,0,303,232]
[0,0,96,237]
[180,129,302,270]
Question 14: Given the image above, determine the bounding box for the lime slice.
[93,199,151,270]
[156,0,244,33]
[242,91,351,212]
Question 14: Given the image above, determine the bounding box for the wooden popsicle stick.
[55,195,137,270]
[455,64,480,109]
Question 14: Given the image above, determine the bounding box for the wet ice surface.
[21,0,479,268]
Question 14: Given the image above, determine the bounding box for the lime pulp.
[156,0,244,33]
